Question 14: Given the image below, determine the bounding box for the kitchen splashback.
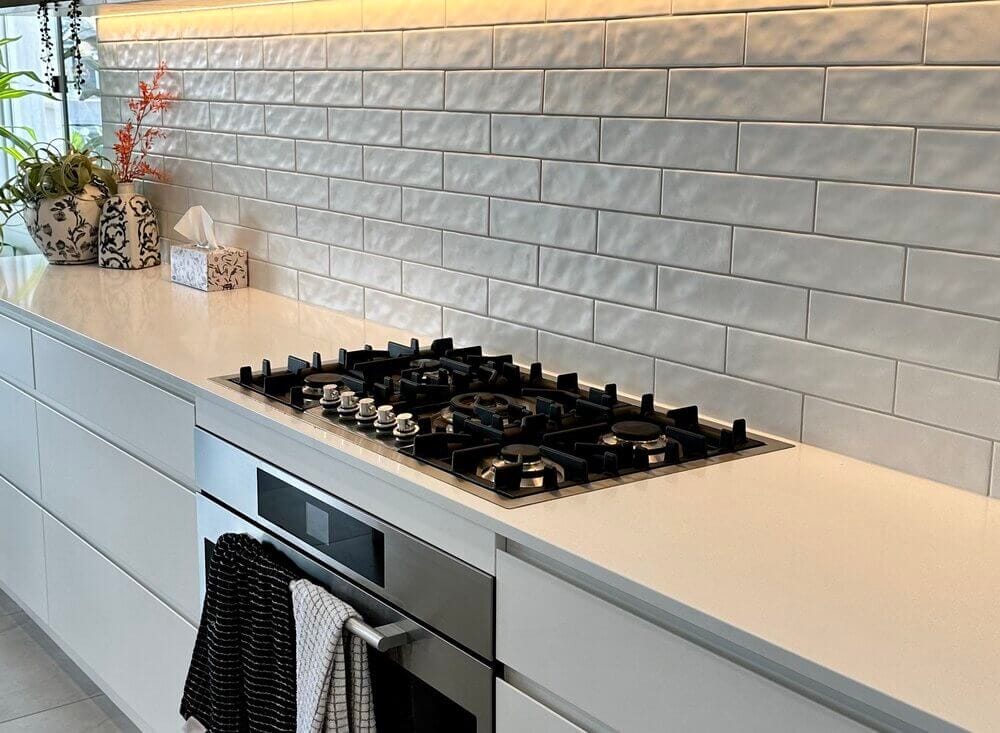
[97,0,1000,495]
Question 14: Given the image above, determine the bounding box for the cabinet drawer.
[0,312,33,387]
[497,552,869,733]
[0,477,46,622]
[37,404,200,622]
[0,377,40,500]
[33,331,195,482]
[496,681,584,733]
[44,516,197,733]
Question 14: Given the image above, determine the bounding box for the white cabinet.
[37,404,201,622]
[44,516,197,733]
[0,377,40,500]
[0,476,47,622]
[0,312,33,387]
[33,331,195,483]
[497,552,870,733]
[496,681,585,733]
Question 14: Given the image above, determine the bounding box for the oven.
[194,429,495,733]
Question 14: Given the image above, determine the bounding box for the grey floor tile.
[0,696,138,732]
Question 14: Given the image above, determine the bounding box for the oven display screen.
[257,469,385,585]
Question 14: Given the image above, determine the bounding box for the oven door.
[197,493,494,733]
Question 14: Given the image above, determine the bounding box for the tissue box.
[170,244,248,292]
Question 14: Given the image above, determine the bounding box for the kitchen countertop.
[2,255,999,732]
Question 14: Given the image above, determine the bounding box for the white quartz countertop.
[3,256,999,732]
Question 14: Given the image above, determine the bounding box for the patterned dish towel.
[291,579,376,733]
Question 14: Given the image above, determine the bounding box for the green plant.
[0,141,116,243]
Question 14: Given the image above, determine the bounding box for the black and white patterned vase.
[24,184,105,265]
[98,182,161,270]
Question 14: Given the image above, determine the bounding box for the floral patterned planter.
[23,184,105,265]
[98,182,161,269]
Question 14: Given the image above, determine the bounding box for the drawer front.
[0,312,33,387]
[496,681,584,733]
[37,404,200,622]
[44,516,197,733]
[0,477,47,622]
[0,377,40,500]
[33,331,195,482]
[497,552,870,733]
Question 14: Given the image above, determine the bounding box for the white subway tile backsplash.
[489,200,596,251]
[213,163,266,198]
[296,140,363,178]
[364,0,445,30]
[116,41,160,68]
[542,332,655,398]
[597,302,726,371]
[606,14,746,67]
[489,281,593,339]
[542,161,661,214]
[263,35,326,70]
[267,170,329,208]
[658,267,808,337]
[331,247,402,289]
[896,363,1000,441]
[926,2,1000,64]
[746,6,924,65]
[160,39,208,69]
[365,146,443,187]
[442,232,538,282]
[914,130,1000,194]
[548,0,670,20]
[809,292,1000,377]
[905,249,1000,319]
[731,228,904,299]
[298,272,365,317]
[183,71,234,100]
[265,105,328,140]
[597,212,732,272]
[162,157,212,188]
[492,115,599,162]
[446,0,546,26]
[661,170,815,230]
[363,70,444,109]
[293,71,363,106]
[544,70,668,117]
[444,153,539,199]
[402,188,487,233]
[600,119,737,171]
[164,100,210,129]
[235,71,295,103]
[402,111,489,152]
[802,397,992,493]
[330,178,402,219]
[212,38,262,69]
[541,249,657,308]
[240,197,297,235]
[494,21,604,68]
[816,182,1000,255]
[668,68,825,121]
[328,108,401,145]
[443,310,537,365]
[249,259,299,298]
[403,27,493,69]
[403,263,487,312]
[297,208,364,249]
[365,290,442,335]
[186,131,238,162]
[365,220,442,263]
[238,134,296,170]
[655,360,803,438]
[214,223,267,259]
[268,233,330,275]
[327,31,402,69]
[210,102,264,133]
[444,70,543,112]
[737,123,913,184]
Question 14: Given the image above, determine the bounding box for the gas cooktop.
[213,338,790,507]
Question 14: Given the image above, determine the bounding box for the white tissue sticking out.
[175,205,219,249]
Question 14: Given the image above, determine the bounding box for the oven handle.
[347,619,410,652]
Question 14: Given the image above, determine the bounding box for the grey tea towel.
[291,579,376,733]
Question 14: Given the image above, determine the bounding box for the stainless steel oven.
[194,429,495,733]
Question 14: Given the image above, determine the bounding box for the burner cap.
[450,392,512,415]
[611,420,662,442]
[500,444,542,463]
[303,373,342,387]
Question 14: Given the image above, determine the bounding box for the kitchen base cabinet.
[44,515,196,733]
[497,552,871,733]
[0,377,40,500]
[496,681,585,733]
[0,476,47,622]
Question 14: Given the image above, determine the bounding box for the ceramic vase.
[98,182,161,270]
[23,184,105,265]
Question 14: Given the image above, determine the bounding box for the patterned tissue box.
[170,244,248,292]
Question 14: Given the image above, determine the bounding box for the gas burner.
[477,444,565,490]
[302,372,342,397]
[410,358,441,370]
[451,392,513,416]
[601,420,670,466]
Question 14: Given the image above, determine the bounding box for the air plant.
[114,62,173,183]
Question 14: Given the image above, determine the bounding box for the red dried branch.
[113,61,174,183]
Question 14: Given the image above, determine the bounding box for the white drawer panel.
[0,377,40,500]
[0,477,47,622]
[497,552,870,733]
[44,516,197,733]
[0,312,33,387]
[33,331,195,482]
[496,681,584,733]
[37,404,200,622]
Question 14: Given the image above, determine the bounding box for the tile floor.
[0,589,138,732]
